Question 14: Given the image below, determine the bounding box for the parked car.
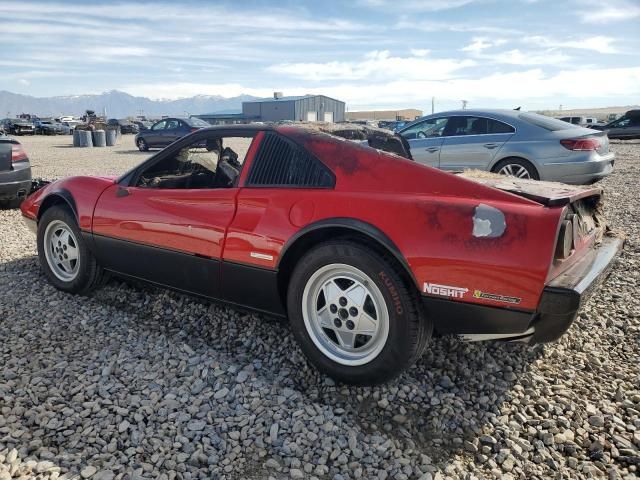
[398,110,614,184]
[62,121,78,134]
[107,119,139,134]
[133,120,152,131]
[589,110,640,139]
[1,118,35,135]
[1,137,31,208]
[378,120,407,132]
[21,124,622,384]
[34,119,64,135]
[134,117,210,151]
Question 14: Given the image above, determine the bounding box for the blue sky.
[0,0,639,112]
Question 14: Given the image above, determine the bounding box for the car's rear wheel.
[287,241,431,385]
[493,157,539,180]
[37,205,106,294]
[137,138,149,151]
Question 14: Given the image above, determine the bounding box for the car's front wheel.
[287,241,431,385]
[37,205,106,294]
[137,138,149,151]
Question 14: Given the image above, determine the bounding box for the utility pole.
[431,96,435,114]
[461,100,468,110]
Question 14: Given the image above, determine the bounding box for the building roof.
[243,95,314,104]
[244,94,344,104]
[197,112,245,118]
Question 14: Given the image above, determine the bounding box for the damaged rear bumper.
[424,236,623,343]
[531,235,624,343]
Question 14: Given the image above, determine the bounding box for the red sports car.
[21,125,623,384]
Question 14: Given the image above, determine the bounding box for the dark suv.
[2,118,35,136]
[107,119,139,134]
[0,137,32,208]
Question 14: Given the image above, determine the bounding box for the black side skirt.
[87,233,286,317]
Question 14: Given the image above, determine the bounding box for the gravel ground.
[1,136,639,480]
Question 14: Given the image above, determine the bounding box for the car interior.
[137,136,248,189]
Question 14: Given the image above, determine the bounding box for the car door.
[160,119,184,145]
[146,120,167,146]
[398,117,449,167]
[439,116,515,171]
[91,130,259,299]
[607,116,640,139]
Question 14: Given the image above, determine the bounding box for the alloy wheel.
[43,220,80,282]
[302,263,389,366]
[498,163,532,179]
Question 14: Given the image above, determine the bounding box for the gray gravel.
[1,136,639,479]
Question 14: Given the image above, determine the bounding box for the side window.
[445,116,488,136]
[165,119,180,130]
[400,118,448,139]
[247,133,335,188]
[487,118,515,134]
[136,135,254,189]
[151,120,166,131]
[611,118,630,128]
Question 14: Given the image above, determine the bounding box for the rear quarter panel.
[229,128,563,311]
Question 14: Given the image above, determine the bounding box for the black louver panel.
[247,133,335,188]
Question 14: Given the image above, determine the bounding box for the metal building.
[242,93,345,123]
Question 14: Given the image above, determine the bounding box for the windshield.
[187,117,211,127]
[519,113,579,131]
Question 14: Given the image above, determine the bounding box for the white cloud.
[577,1,640,23]
[359,0,476,11]
[119,66,640,110]
[121,82,273,100]
[396,19,522,35]
[18,79,30,86]
[487,49,570,66]
[410,49,430,57]
[524,35,619,54]
[461,37,508,54]
[266,50,475,82]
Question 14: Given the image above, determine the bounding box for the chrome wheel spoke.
[335,330,355,349]
[316,306,334,329]
[355,312,377,336]
[323,280,342,304]
[345,283,367,307]
[66,244,79,261]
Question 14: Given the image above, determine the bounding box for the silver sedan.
[398,109,614,184]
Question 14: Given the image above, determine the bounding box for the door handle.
[425,147,440,153]
[483,143,499,149]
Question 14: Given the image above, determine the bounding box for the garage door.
[323,112,334,122]
[306,111,318,122]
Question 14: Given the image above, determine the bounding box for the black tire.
[37,205,106,294]
[137,138,149,152]
[287,241,431,385]
[492,157,539,180]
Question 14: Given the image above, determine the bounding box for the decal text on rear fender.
[423,282,468,299]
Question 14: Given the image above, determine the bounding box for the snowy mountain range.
[0,90,258,118]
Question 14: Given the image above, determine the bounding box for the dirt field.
[0,135,639,480]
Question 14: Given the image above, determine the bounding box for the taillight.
[11,144,28,162]
[190,128,199,133]
[560,137,600,151]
